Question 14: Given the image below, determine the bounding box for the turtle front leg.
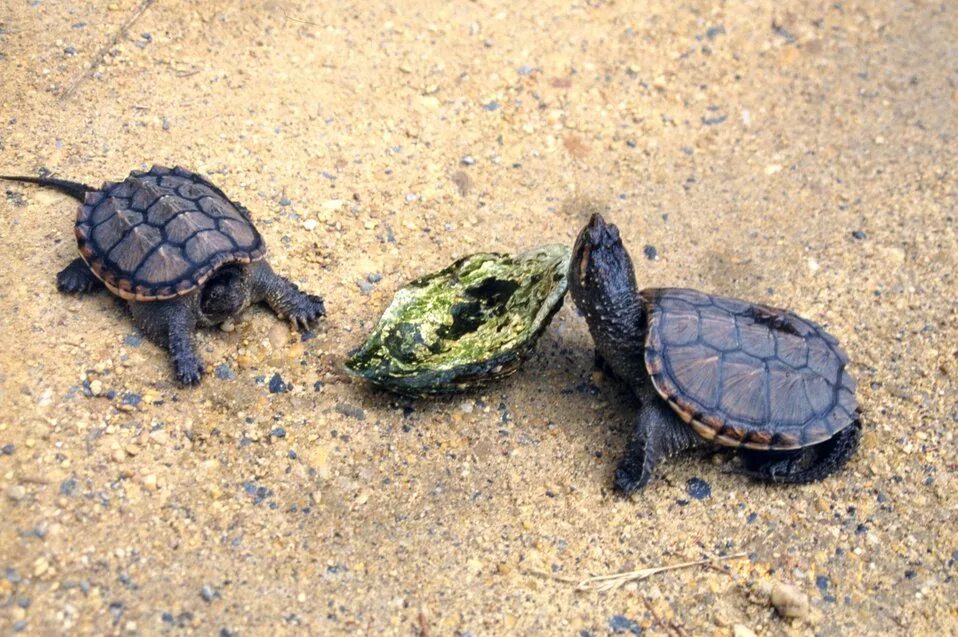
[250,261,326,330]
[129,298,204,385]
[615,385,701,494]
[56,258,102,294]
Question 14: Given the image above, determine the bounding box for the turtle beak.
[570,211,635,301]
[586,212,621,246]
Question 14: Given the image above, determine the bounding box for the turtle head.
[569,213,638,314]
[200,265,249,320]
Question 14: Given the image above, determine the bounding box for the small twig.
[522,568,579,585]
[576,552,748,593]
[60,0,157,101]
[642,596,687,637]
[283,11,321,28]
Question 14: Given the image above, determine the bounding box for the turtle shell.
[74,165,266,301]
[642,288,858,451]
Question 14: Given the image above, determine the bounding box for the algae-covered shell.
[346,244,571,395]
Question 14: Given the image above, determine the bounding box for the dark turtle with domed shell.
[1,165,326,384]
[568,212,861,492]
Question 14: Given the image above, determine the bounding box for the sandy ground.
[1,1,956,635]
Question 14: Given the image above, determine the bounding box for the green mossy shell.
[346,244,571,395]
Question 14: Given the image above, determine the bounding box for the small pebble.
[271,427,286,439]
[200,585,216,602]
[686,477,711,500]
[706,25,726,40]
[461,155,476,166]
[770,581,810,620]
[215,364,236,380]
[483,100,500,111]
[643,244,658,260]
[59,478,77,496]
[335,403,365,420]
[851,230,867,240]
[367,272,382,283]
[123,334,143,347]
[7,485,26,501]
[2,444,14,455]
[608,615,641,634]
[733,625,757,637]
[517,65,534,76]
[702,114,727,126]
[269,373,289,393]
[121,393,141,407]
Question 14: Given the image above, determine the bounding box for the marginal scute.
[74,165,266,300]
[644,288,857,451]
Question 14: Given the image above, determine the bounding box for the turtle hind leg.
[250,261,326,331]
[615,386,701,494]
[738,421,861,484]
[56,258,102,294]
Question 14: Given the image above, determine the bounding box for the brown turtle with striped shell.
[568,213,861,492]
[2,166,326,384]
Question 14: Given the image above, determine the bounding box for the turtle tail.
[0,175,93,202]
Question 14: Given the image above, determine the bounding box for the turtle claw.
[174,356,205,385]
[285,292,326,330]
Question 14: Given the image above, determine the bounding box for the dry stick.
[60,0,157,101]
[642,596,686,637]
[522,568,579,585]
[576,552,748,593]
[282,11,321,28]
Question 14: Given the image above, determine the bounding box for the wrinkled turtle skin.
[568,212,861,492]
[2,166,326,384]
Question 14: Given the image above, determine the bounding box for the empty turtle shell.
[346,244,570,395]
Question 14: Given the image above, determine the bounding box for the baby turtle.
[2,166,326,384]
[569,213,860,492]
